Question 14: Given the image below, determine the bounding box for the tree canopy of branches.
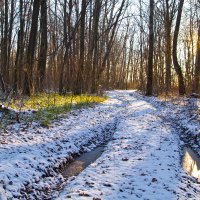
[0,0,200,96]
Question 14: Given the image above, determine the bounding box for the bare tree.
[193,20,200,93]
[163,0,176,93]
[1,0,198,97]
[172,0,186,95]
[37,0,47,92]
[23,0,41,95]
[146,0,154,96]
[75,0,87,94]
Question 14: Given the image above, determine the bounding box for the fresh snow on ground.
[0,90,199,199]
[57,91,200,200]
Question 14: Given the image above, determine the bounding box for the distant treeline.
[0,0,199,96]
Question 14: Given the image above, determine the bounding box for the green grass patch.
[6,93,107,127]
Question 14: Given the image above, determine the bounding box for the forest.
[0,0,199,97]
[0,1,200,199]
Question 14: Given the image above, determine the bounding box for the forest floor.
[0,90,200,200]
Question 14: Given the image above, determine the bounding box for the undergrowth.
[1,93,107,127]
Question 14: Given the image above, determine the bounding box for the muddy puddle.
[182,147,200,181]
[61,146,105,178]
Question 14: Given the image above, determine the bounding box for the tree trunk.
[14,0,24,93]
[139,0,144,91]
[164,0,172,93]
[59,0,67,94]
[7,0,14,76]
[172,0,186,95]
[1,0,8,91]
[38,0,47,92]
[23,0,41,95]
[193,20,200,93]
[146,0,154,96]
[74,0,86,94]
[91,0,101,93]
[14,30,21,93]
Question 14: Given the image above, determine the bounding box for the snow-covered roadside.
[57,91,200,200]
[134,93,200,155]
[0,91,130,199]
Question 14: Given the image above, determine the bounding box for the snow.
[0,90,199,199]
[57,91,200,200]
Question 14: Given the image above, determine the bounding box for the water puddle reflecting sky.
[182,147,200,181]
[61,146,105,178]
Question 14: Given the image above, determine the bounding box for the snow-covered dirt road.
[57,91,200,200]
[0,91,199,200]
